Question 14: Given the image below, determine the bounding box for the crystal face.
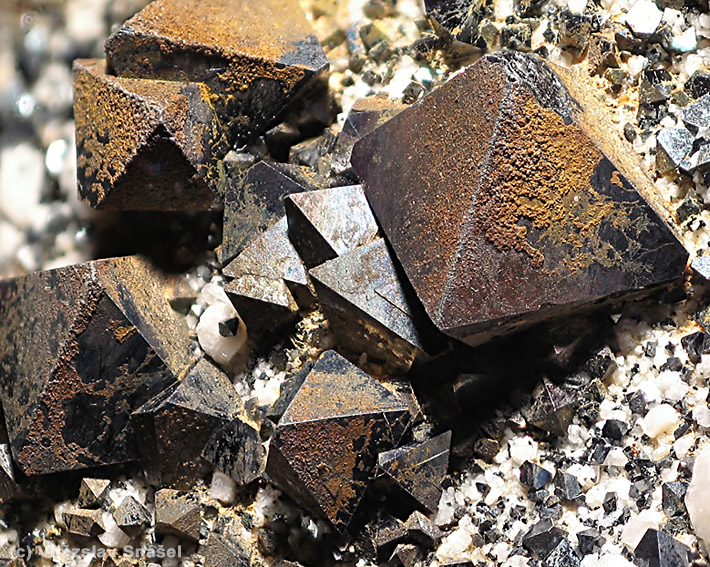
[0,256,191,475]
[351,51,688,346]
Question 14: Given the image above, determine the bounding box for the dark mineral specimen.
[391,543,422,567]
[404,511,443,548]
[104,0,329,144]
[78,478,111,508]
[0,445,20,503]
[63,508,105,538]
[113,496,150,537]
[202,418,266,485]
[73,59,230,210]
[369,513,407,561]
[522,518,567,559]
[224,217,313,337]
[132,359,245,488]
[680,331,707,364]
[310,239,442,371]
[266,362,313,423]
[220,162,322,264]
[519,460,553,490]
[553,470,583,502]
[423,0,497,47]
[634,528,690,567]
[545,538,581,567]
[601,418,628,442]
[682,93,710,131]
[662,482,688,517]
[656,128,694,173]
[686,70,710,99]
[266,350,410,531]
[285,184,380,268]
[155,489,201,542]
[202,528,252,567]
[639,69,673,106]
[525,378,578,436]
[558,10,593,52]
[351,51,688,346]
[0,256,191,475]
[376,430,451,514]
[577,528,605,555]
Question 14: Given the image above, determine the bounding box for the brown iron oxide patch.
[477,93,620,272]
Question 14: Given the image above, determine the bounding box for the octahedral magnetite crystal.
[104,0,329,143]
[267,350,410,531]
[285,184,379,269]
[376,430,451,514]
[0,256,191,475]
[351,51,688,346]
[131,358,249,488]
[155,488,201,542]
[73,59,230,210]
[220,162,322,264]
[309,239,443,372]
[224,217,313,337]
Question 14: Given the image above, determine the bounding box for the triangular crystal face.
[285,185,379,268]
[280,350,409,424]
[165,359,242,419]
[0,257,190,475]
[271,413,394,531]
[73,59,227,210]
[378,431,451,514]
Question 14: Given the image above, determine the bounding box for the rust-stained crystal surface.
[104,0,329,143]
[266,350,410,531]
[132,358,246,489]
[351,51,688,346]
[73,59,230,210]
[0,256,191,475]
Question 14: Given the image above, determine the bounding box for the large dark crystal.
[266,350,410,531]
[104,0,329,144]
[132,359,246,488]
[202,529,252,567]
[522,518,567,558]
[78,478,111,508]
[634,528,690,567]
[524,378,578,437]
[73,59,229,210]
[351,51,688,346]
[63,508,105,538]
[330,97,405,176]
[155,489,201,542]
[202,418,266,485]
[0,256,191,475]
[113,496,150,538]
[519,460,553,490]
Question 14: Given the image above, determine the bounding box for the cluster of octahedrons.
[0,0,691,560]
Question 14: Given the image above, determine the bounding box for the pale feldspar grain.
[641,404,680,438]
[686,445,710,546]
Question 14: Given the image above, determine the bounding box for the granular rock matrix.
[0,0,710,567]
